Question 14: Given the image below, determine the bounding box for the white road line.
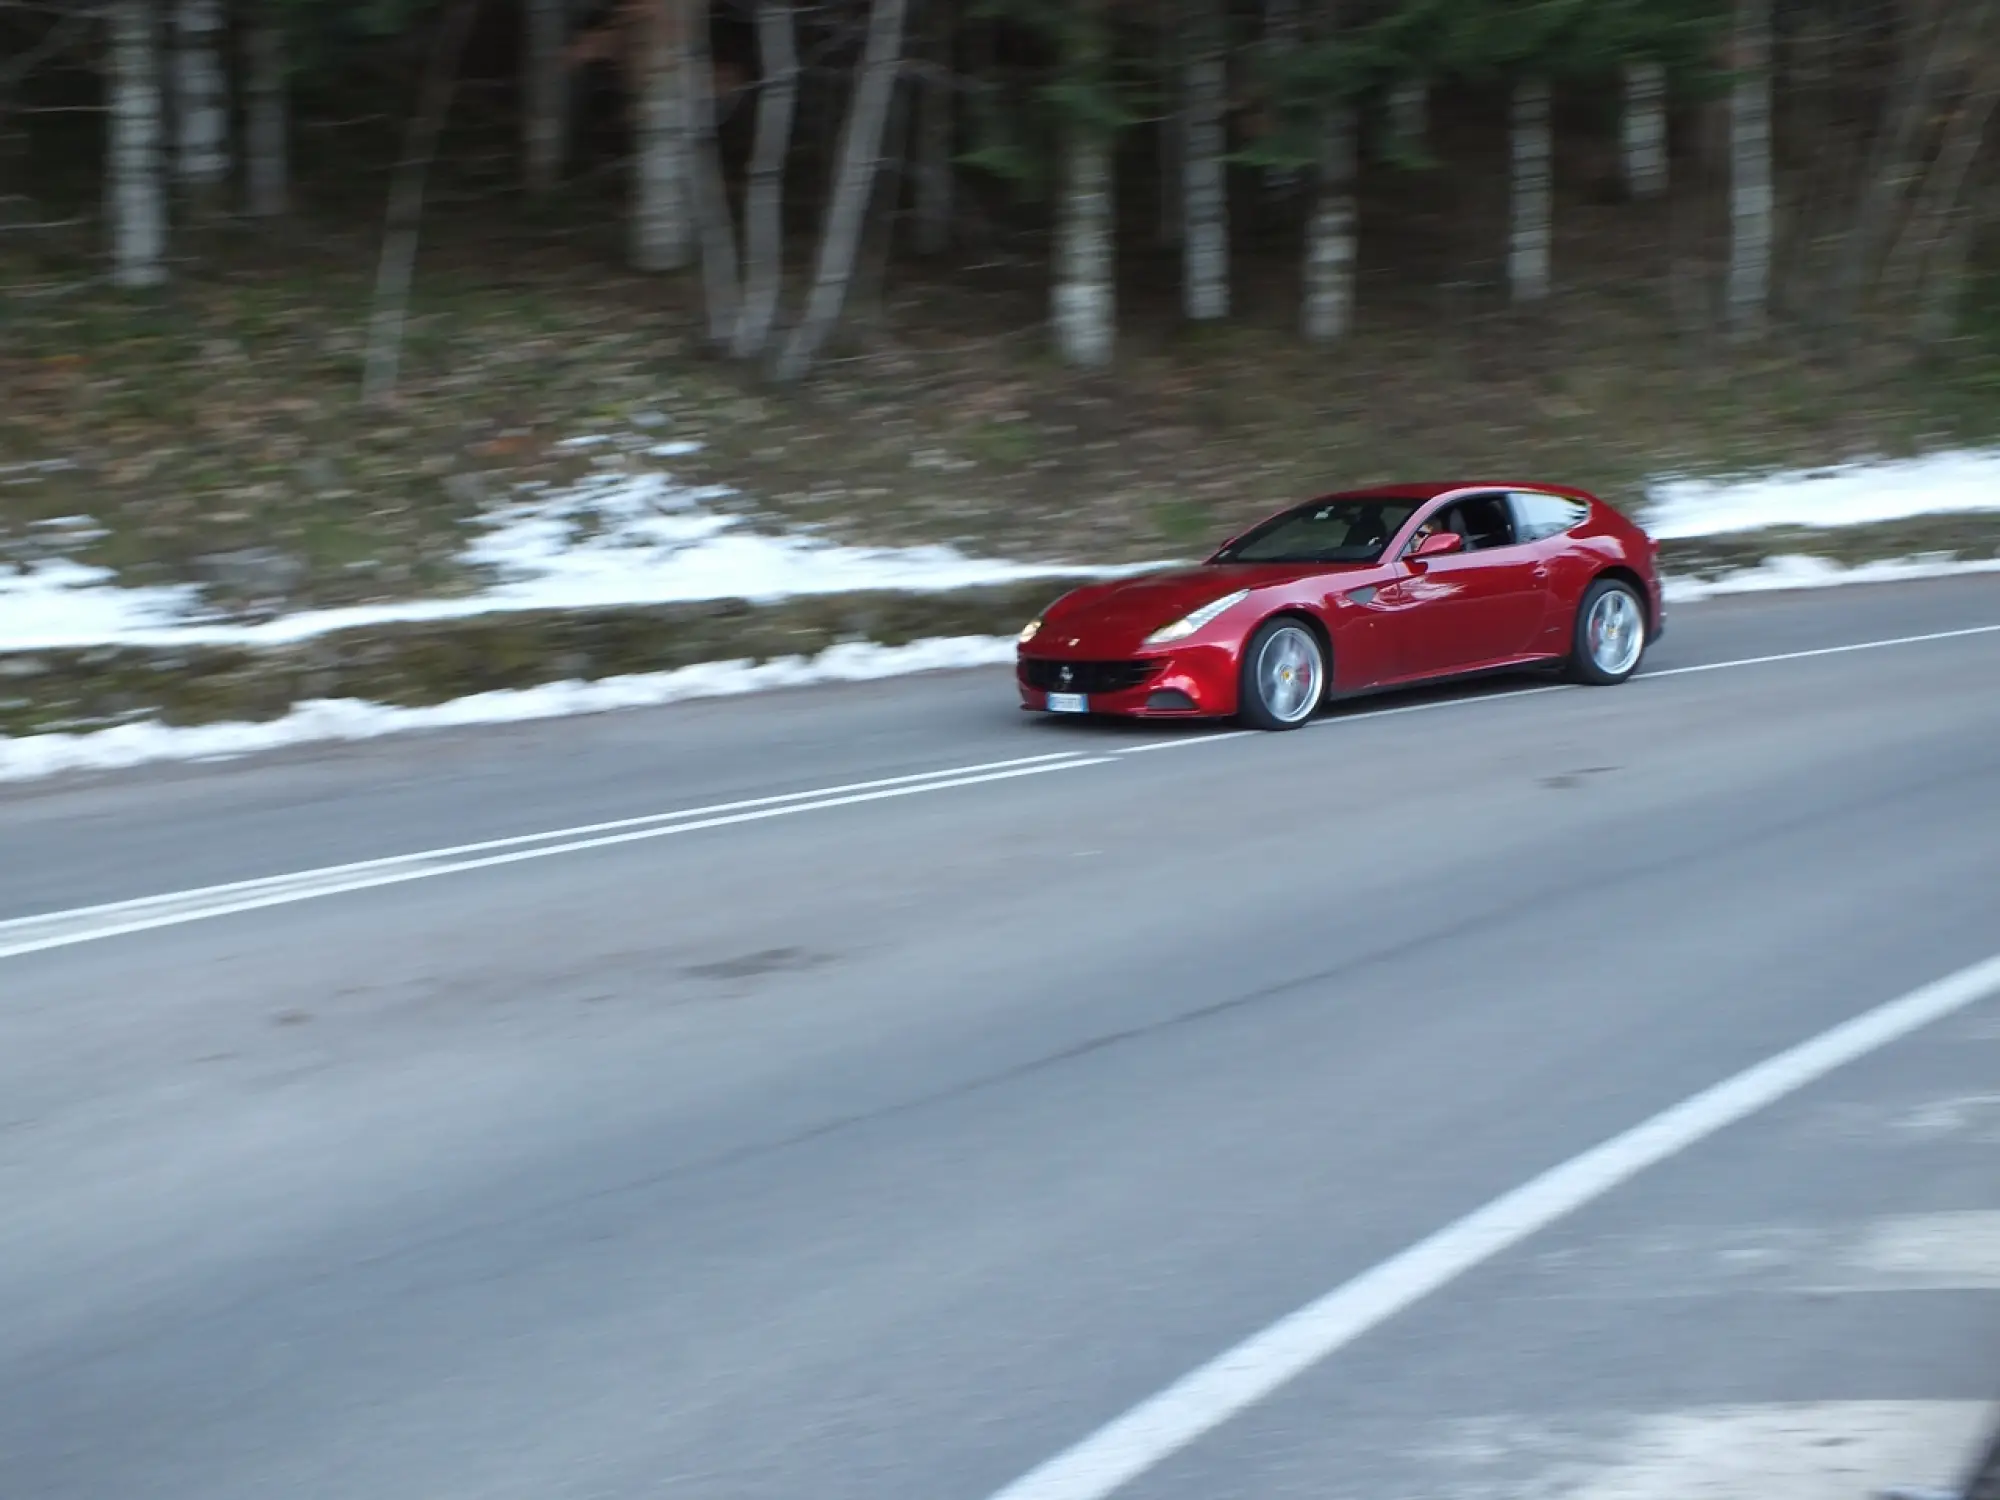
[982,950,2000,1500]
[1646,622,2000,677]
[0,756,1110,961]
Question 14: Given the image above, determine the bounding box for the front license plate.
[1045,692,1088,714]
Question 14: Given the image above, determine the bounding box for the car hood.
[1043,564,1348,639]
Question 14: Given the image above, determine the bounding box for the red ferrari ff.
[1016,482,1664,730]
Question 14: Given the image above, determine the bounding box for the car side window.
[1510,491,1590,542]
[1450,493,1519,552]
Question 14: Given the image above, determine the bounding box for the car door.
[1375,492,1547,678]
[1506,489,1594,656]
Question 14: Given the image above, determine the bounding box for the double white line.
[0,751,1110,961]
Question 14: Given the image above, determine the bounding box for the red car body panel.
[1016,482,1663,720]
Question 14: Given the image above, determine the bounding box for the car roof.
[1314,481,1600,504]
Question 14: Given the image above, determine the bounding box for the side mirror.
[1409,530,1463,561]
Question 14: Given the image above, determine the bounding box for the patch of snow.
[1662,552,2000,601]
[0,559,208,647]
[1645,448,2000,539]
[0,463,1141,651]
[0,635,1019,783]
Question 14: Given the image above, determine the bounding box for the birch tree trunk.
[173,0,228,210]
[108,0,167,287]
[1726,0,1773,340]
[1387,76,1426,161]
[522,0,567,195]
[362,0,481,405]
[244,5,287,217]
[1263,0,1301,195]
[914,0,953,254]
[1622,59,1667,199]
[632,0,691,271]
[732,0,798,359]
[1054,3,1114,368]
[680,0,742,347]
[1182,0,1229,320]
[1509,76,1551,303]
[773,0,912,382]
[1303,101,1356,342]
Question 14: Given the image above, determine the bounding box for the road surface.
[4,576,1999,1500]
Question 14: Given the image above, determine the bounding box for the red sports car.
[1016,482,1664,730]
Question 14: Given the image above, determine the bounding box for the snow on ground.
[0,635,1019,782]
[0,458,1140,652]
[1661,552,2000,601]
[1643,447,2000,539]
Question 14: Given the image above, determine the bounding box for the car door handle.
[1531,564,1549,582]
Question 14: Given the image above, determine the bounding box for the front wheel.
[1238,618,1326,730]
[1565,576,1648,685]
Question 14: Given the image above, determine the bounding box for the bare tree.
[1510,75,1552,302]
[1726,0,1772,340]
[1182,0,1230,319]
[362,0,481,405]
[244,2,287,218]
[108,0,167,288]
[913,0,954,254]
[679,0,742,345]
[731,0,799,357]
[1263,0,1301,195]
[172,0,228,211]
[1622,59,1667,199]
[632,0,691,270]
[774,0,913,382]
[1301,0,1353,342]
[1053,2,1114,366]
[523,0,568,194]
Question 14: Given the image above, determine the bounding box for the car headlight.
[1018,617,1043,645]
[1143,589,1250,646]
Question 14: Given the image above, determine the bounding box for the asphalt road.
[4,576,1999,1500]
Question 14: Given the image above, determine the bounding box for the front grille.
[1019,658,1159,694]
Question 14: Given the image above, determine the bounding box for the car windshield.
[1210,498,1423,565]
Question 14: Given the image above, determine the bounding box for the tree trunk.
[632,0,691,271]
[680,0,742,347]
[172,0,228,210]
[1885,56,2000,309]
[362,0,481,405]
[244,5,286,217]
[1053,3,1114,368]
[1263,0,1301,195]
[1386,76,1426,161]
[1726,0,1773,340]
[1182,0,1229,320]
[1622,59,1667,199]
[1509,76,1551,303]
[732,0,798,358]
[108,0,167,288]
[773,0,912,382]
[1915,189,1989,347]
[522,0,566,195]
[914,0,953,254]
[1302,101,1356,342]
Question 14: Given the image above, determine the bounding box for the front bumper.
[1016,647,1235,718]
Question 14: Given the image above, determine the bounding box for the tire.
[1237,618,1326,730]
[1565,576,1648,685]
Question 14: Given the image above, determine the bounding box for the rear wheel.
[1238,618,1325,730]
[1565,576,1648,685]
